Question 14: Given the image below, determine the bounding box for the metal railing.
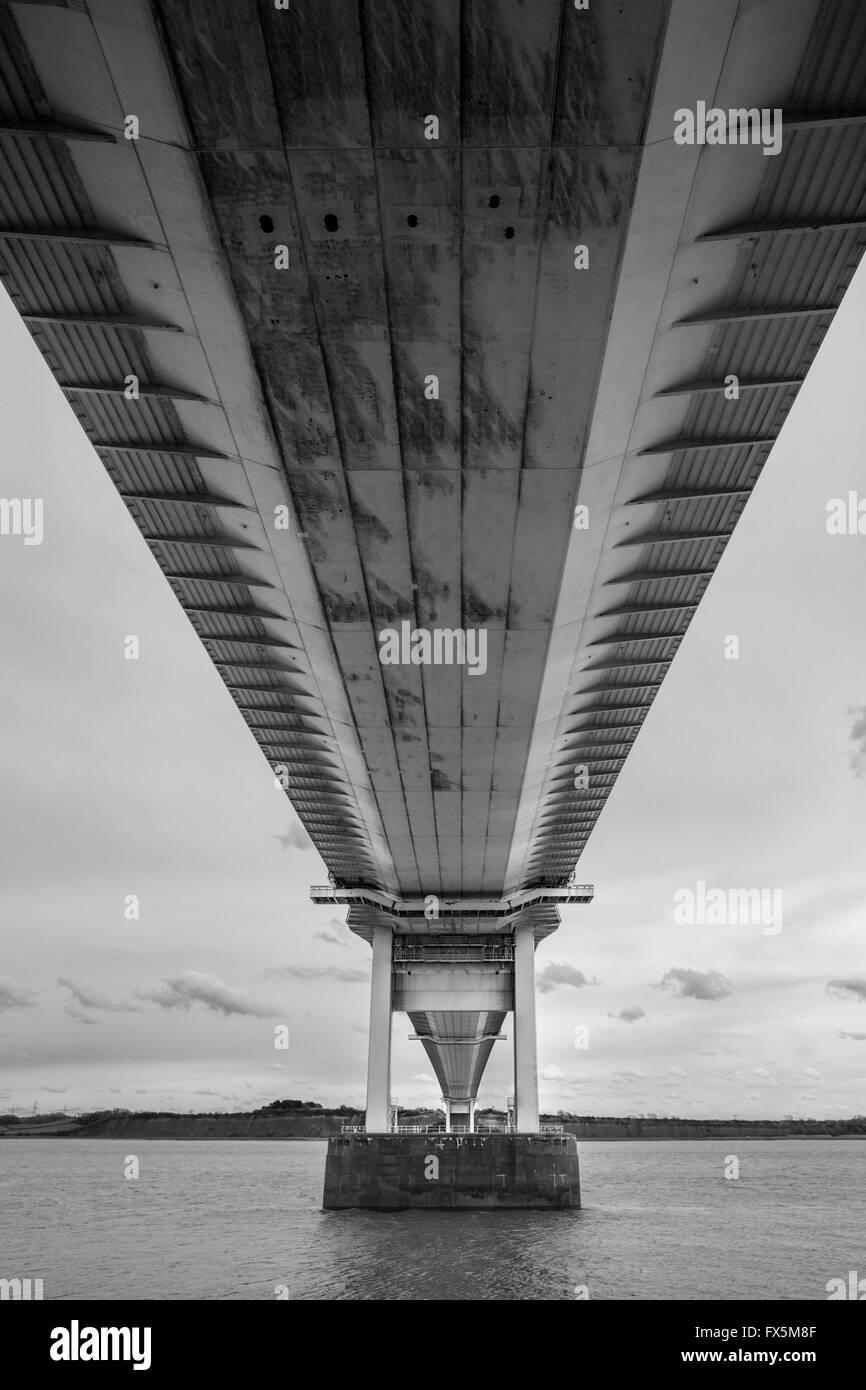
[309,885,595,913]
[400,1124,510,1135]
[393,943,515,963]
[341,1122,567,1136]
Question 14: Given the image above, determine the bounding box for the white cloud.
[658,968,733,1001]
[0,976,37,1010]
[537,963,597,994]
[135,973,277,1018]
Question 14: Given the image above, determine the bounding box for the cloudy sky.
[1,263,865,1122]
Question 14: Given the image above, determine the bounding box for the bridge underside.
[1,0,863,1167]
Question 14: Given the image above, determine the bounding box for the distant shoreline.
[4,1133,865,1142]
[3,1111,865,1143]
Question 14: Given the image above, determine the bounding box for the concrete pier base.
[322,1133,580,1210]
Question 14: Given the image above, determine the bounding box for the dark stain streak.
[156,1,279,148]
[286,470,345,523]
[258,1,368,147]
[258,341,339,467]
[307,239,388,341]
[462,7,555,145]
[547,148,629,234]
[350,501,392,546]
[385,244,451,341]
[463,585,505,626]
[394,348,455,458]
[412,472,457,498]
[318,586,367,624]
[430,768,456,792]
[360,1,456,143]
[327,344,393,463]
[553,1,667,145]
[413,565,450,611]
[367,577,414,625]
[554,4,607,139]
[390,685,423,725]
[463,348,523,457]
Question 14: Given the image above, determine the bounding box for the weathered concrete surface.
[323,1132,580,1209]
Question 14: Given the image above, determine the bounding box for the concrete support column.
[449,1102,471,1131]
[443,1098,452,1133]
[365,924,393,1132]
[468,1098,476,1133]
[513,921,539,1133]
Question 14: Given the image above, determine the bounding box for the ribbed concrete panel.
[0,0,400,892]
[508,0,866,887]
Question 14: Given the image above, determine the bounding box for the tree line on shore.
[4,1102,865,1137]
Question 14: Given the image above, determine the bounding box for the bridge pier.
[443,1098,476,1133]
[513,921,540,1134]
[365,923,393,1133]
[323,1132,580,1211]
[314,887,588,1210]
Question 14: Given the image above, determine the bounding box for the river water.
[1,1138,863,1300]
